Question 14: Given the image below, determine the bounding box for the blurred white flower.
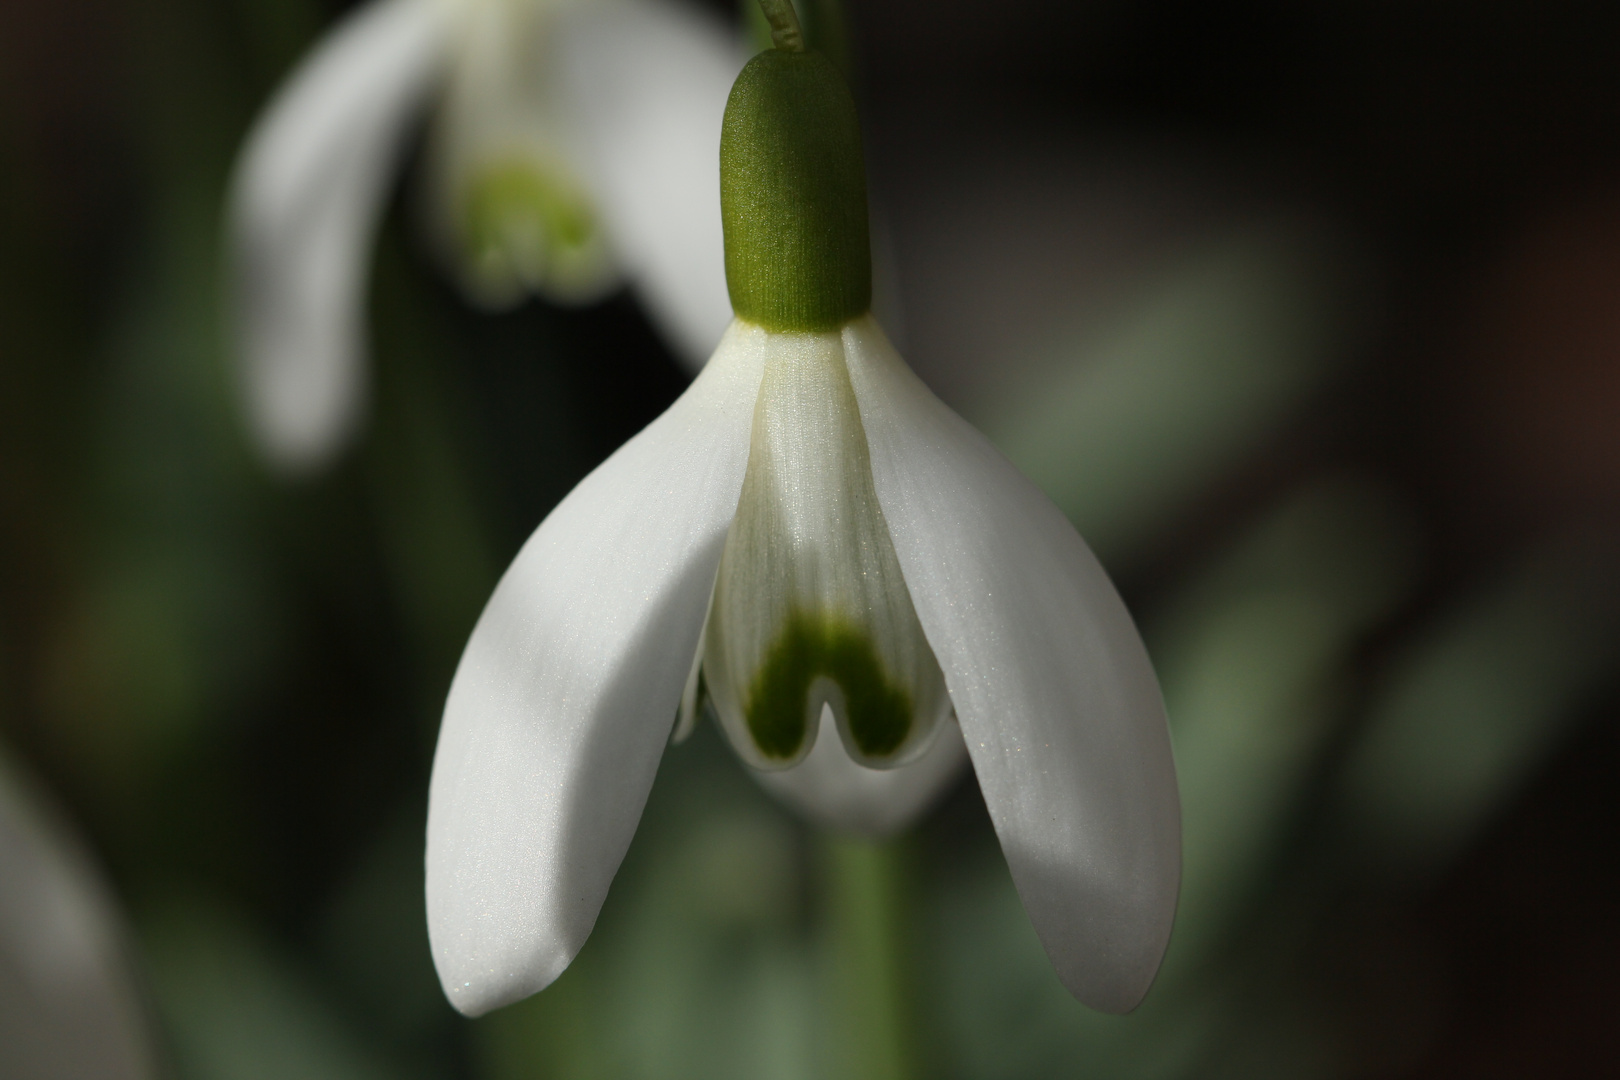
[0,751,156,1080]
[424,314,1181,1019]
[228,0,743,472]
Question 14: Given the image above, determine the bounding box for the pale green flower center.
[428,0,616,308]
[459,157,605,301]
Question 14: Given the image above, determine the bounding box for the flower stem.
[820,834,915,1080]
[757,0,805,52]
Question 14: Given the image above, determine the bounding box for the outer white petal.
[752,706,970,837]
[555,0,743,370]
[227,0,447,473]
[841,316,1180,1014]
[426,320,766,1017]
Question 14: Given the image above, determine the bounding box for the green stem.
[757,0,805,51]
[821,834,914,1080]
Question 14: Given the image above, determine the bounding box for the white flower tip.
[1013,839,1179,1013]
[429,930,572,1018]
[232,276,367,474]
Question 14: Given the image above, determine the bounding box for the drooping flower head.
[426,0,1180,1019]
[228,0,744,472]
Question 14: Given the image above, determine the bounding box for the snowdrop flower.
[427,3,1180,1020]
[229,0,742,472]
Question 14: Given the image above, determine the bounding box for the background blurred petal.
[556,0,744,371]
[228,0,447,473]
[0,749,156,1080]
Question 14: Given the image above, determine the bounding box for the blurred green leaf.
[1154,475,1419,967]
[1336,528,1620,877]
[142,893,404,1080]
[983,226,1360,566]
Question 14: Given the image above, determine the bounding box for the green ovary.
[746,609,913,761]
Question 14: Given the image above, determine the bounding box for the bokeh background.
[3,0,1619,1077]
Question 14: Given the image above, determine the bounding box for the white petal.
[841,317,1180,1014]
[752,705,970,837]
[426,320,765,1017]
[555,0,744,369]
[0,753,155,1080]
[228,0,447,473]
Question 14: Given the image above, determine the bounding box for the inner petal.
[703,329,950,771]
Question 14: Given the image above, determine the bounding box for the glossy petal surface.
[557,0,742,369]
[426,321,765,1017]
[842,317,1180,1013]
[228,0,446,472]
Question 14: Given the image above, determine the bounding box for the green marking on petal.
[747,609,913,761]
